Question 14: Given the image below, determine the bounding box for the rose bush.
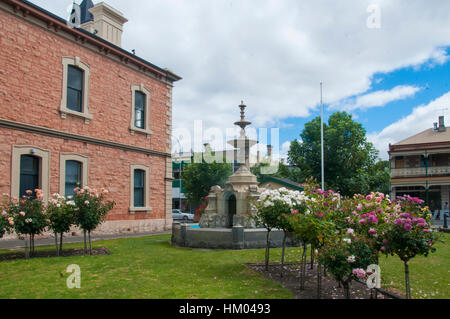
[47,193,76,255]
[253,187,308,271]
[73,186,115,254]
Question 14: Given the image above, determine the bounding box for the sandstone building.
[0,0,181,234]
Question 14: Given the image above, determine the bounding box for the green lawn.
[0,233,448,299]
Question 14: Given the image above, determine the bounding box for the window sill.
[60,108,93,124]
[129,206,153,215]
[129,127,152,139]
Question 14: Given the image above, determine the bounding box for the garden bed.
[247,262,401,299]
[0,247,110,261]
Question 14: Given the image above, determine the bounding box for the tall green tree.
[181,157,232,204]
[251,161,291,181]
[287,111,387,196]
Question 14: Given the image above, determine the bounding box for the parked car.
[172,209,194,221]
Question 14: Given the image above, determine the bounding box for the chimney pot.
[81,2,128,47]
[438,116,446,132]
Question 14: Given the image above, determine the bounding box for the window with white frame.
[60,57,93,123]
[59,154,89,197]
[130,84,152,138]
[129,164,152,214]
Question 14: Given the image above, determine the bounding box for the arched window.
[67,65,84,112]
[19,155,40,198]
[65,160,82,197]
[129,164,151,214]
[134,91,146,129]
[130,84,152,138]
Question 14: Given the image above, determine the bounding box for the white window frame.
[130,84,152,138]
[130,164,152,214]
[60,57,93,124]
[59,154,89,196]
[11,146,50,203]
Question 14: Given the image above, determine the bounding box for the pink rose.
[369,228,376,235]
[404,223,412,231]
[19,211,25,217]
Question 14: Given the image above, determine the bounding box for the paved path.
[0,231,172,250]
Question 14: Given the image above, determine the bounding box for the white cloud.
[29,0,450,147]
[331,85,421,112]
[367,92,450,160]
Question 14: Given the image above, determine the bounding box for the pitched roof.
[393,127,450,146]
[258,176,304,191]
[80,0,94,24]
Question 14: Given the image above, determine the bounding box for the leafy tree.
[287,112,384,196]
[73,187,115,255]
[47,194,76,255]
[251,161,291,181]
[181,156,232,204]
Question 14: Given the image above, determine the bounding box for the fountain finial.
[235,101,251,131]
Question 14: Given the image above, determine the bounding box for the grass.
[378,232,449,299]
[0,233,448,299]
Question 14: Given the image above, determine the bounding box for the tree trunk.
[300,243,307,290]
[404,260,411,299]
[310,245,314,269]
[280,231,287,278]
[31,234,35,256]
[83,230,87,254]
[343,281,351,299]
[55,232,59,256]
[265,229,271,271]
[24,234,29,259]
[59,232,63,255]
[88,230,92,255]
[317,263,322,299]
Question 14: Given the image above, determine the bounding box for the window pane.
[67,88,82,112]
[20,155,39,198]
[67,66,83,112]
[65,161,82,197]
[134,169,145,207]
[134,91,145,129]
[68,66,83,90]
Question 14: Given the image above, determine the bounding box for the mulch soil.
[0,247,110,261]
[247,262,400,299]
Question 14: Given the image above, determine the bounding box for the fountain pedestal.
[199,102,260,229]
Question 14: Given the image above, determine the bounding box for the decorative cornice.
[1,0,182,83]
[0,118,170,158]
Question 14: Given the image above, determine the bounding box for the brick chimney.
[438,116,446,132]
[80,2,128,47]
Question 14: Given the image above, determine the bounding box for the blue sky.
[29,1,450,161]
[280,46,450,159]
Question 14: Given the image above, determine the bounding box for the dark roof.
[80,0,94,24]
[258,176,304,191]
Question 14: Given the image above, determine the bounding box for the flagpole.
[321,82,325,191]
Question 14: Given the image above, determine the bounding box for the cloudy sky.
[30,0,450,160]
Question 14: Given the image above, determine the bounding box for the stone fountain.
[171,102,296,249]
[199,102,260,229]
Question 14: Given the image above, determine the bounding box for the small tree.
[319,235,376,299]
[253,188,307,271]
[8,190,48,257]
[73,187,115,255]
[382,196,439,299]
[47,194,76,255]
